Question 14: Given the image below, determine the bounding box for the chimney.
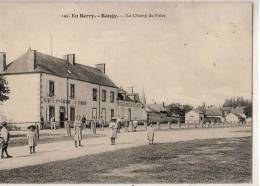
[163,102,165,107]
[63,54,75,65]
[95,63,105,74]
[28,49,37,71]
[0,52,6,73]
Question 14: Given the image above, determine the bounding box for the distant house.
[226,112,246,124]
[185,110,204,124]
[205,108,224,123]
[222,106,246,117]
[145,103,169,122]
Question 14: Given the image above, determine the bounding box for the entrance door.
[59,106,65,128]
[49,106,55,122]
[111,109,114,120]
[70,107,75,122]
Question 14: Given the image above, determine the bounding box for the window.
[70,107,75,122]
[92,88,97,101]
[49,81,55,97]
[111,109,114,119]
[102,89,106,102]
[110,91,115,103]
[70,84,75,99]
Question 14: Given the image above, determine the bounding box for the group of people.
[109,118,155,145]
[0,117,155,159]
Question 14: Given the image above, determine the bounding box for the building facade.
[116,88,147,121]
[225,112,246,124]
[0,49,118,127]
[185,110,204,124]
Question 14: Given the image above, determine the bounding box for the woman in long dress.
[74,116,82,147]
[27,125,38,154]
[147,122,155,145]
[109,119,118,145]
[64,116,71,136]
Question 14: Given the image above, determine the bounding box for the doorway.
[59,106,65,128]
[49,106,55,122]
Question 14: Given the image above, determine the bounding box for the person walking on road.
[74,116,83,147]
[0,122,12,159]
[64,116,71,136]
[51,116,56,130]
[147,122,155,145]
[27,125,38,154]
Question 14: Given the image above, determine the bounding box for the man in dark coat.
[0,122,12,159]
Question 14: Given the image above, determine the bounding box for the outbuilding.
[185,110,204,124]
[226,112,246,124]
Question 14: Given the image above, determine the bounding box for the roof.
[230,109,246,119]
[187,109,203,114]
[2,49,117,88]
[227,112,246,119]
[145,104,168,113]
[205,108,223,117]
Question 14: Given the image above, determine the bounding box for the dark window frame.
[92,88,97,101]
[102,89,106,102]
[110,91,115,103]
[49,80,55,97]
[70,84,75,99]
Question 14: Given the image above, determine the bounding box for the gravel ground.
[0,136,252,183]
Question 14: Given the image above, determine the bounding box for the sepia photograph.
[0,1,255,185]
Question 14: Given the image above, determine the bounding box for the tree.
[0,76,10,102]
[244,105,252,118]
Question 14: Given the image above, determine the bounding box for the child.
[27,125,37,154]
[74,116,83,148]
[147,122,155,145]
[109,119,118,145]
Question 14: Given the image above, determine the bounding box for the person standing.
[133,119,138,132]
[124,121,129,132]
[81,115,87,130]
[147,122,155,145]
[35,123,40,140]
[51,116,56,130]
[0,122,12,159]
[64,116,71,136]
[27,125,38,154]
[40,116,44,130]
[116,118,121,133]
[100,116,105,131]
[74,116,83,147]
[109,119,118,145]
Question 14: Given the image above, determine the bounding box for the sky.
[0,2,252,106]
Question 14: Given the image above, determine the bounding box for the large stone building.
[0,49,120,127]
